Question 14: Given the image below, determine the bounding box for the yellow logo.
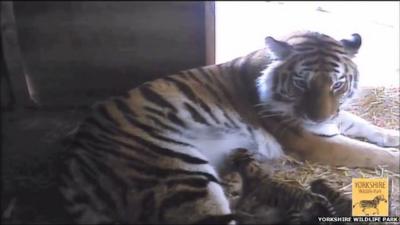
[352,178,389,216]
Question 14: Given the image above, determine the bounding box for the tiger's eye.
[293,79,307,89]
[332,81,344,90]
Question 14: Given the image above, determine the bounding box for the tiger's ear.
[340,33,362,57]
[265,36,293,60]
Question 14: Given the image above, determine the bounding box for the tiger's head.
[257,31,361,125]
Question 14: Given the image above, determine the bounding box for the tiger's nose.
[303,113,327,124]
[307,113,331,123]
[310,116,327,123]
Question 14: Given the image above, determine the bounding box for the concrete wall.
[6,1,206,107]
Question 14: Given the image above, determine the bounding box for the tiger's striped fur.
[60,31,399,224]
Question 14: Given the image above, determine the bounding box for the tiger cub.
[310,179,352,217]
[60,31,399,224]
[230,148,337,225]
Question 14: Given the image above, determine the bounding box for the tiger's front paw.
[374,129,399,147]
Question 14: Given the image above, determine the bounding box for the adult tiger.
[59,31,399,224]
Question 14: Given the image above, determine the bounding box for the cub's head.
[257,31,361,125]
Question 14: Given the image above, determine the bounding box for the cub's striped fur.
[60,31,399,224]
[230,148,337,225]
[310,179,352,217]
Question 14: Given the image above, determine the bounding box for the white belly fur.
[188,128,283,171]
